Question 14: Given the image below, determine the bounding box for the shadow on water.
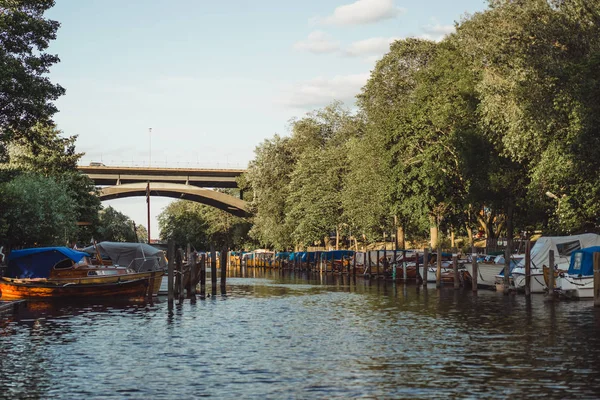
[2,267,600,399]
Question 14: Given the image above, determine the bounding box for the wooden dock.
[0,300,26,316]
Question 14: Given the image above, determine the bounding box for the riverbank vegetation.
[242,0,600,251]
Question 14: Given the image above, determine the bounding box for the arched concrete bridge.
[99,182,249,218]
[78,166,250,218]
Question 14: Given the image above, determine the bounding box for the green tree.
[158,200,251,250]
[243,135,296,249]
[0,173,77,247]
[0,0,65,160]
[0,123,101,242]
[135,224,148,243]
[96,206,137,243]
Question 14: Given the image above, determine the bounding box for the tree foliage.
[96,206,137,243]
[158,199,251,250]
[0,173,76,247]
[0,0,65,160]
[242,0,600,249]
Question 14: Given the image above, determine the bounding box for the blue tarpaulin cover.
[568,246,600,276]
[6,247,89,279]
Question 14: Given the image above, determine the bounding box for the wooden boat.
[0,277,149,300]
[4,247,162,297]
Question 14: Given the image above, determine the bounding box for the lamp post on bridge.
[149,127,152,167]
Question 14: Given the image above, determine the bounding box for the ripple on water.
[2,272,600,399]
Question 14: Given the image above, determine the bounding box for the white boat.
[466,254,524,289]
[511,234,600,293]
[556,246,600,299]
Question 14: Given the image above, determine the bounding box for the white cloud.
[279,73,370,108]
[421,22,455,42]
[315,0,405,26]
[293,31,340,54]
[344,36,400,56]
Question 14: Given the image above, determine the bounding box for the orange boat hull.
[46,270,164,296]
[0,278,149,300]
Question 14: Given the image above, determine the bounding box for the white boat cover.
[82,242,167,272]
[516,234,600,271]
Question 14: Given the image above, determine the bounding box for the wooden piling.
[453,254,459,290]
[186,243,192,296]
[352,252,357,276]
[190,251,197,299]
[525,240,531,297]
[211,244,217,296]
[403,250,407,281]
[220,247,227,295]
[594,252,600,307]
[200,253,206,299]
[548,249,555,299]
[472,255,478,292]
[376,250,380,278]
[414,250,420,283]
[503,245,511,294]
[436,242,442,288]
[176,249,184,303]
[331,251,335,274]
[167,239,174,304]
[423,248,428,287]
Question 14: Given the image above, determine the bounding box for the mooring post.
[168,239,175,305]
[436,242,442,288]
[548,249,555,300]
[330,251,335,274]
[594,252,600,307]
[189,251,197,300]
[414,250,420,283]
[472,254,478,292]
[200,253,206,299]
[525,240,531,297]
[211,244,217,296]
[423,248,429,287]
[353,252,357,276]
[403,250,407,281]
[186,243,192,295]
[376,250,380,278]
[453,254,460,290]
[176,249,184,303]
[504,245,511,295]
[221,246,227,295]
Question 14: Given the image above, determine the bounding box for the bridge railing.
[78,159,248,169]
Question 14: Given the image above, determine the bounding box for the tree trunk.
[429,215,438,249]
[397,225,405,250]
[335,227,339,250]
[465,224,473,247]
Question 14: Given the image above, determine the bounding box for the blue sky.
[46,0,488,239]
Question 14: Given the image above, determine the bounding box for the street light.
[545,191,559,200]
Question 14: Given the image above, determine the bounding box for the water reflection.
[1,269,600,398]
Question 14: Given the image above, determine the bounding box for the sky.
[45,0,488,239]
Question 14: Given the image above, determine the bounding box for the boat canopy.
[568,246,600,276]
[517,234,600,270]
[82,242,167,272]
[6,247,90,279]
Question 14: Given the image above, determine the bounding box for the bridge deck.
[78,166,245,188]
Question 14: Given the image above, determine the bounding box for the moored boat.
[555,246,600,299]
[511,234,600,293]
[0,277,149,300]
[3,247,158,298]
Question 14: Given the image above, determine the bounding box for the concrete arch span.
[99,182,249,218]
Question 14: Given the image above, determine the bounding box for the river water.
[2,268,600,399]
